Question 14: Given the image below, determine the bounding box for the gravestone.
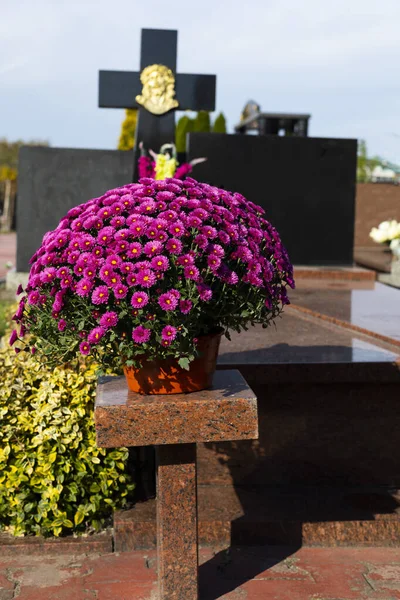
[188,132,357,266]
[16,146,132,272]
[99,28,216,179]
[95,370,258,600]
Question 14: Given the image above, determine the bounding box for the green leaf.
[74,510,85,526]
[178,357,190,371]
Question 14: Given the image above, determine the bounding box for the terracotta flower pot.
[123,330,223,395]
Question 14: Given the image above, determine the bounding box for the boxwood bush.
[0,329,134,537]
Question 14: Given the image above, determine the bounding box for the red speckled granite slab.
[95,370,258,448]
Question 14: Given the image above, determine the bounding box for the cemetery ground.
[1,545,400,599]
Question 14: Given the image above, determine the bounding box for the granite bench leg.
[156,443,198,600]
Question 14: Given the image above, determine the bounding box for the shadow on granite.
[199,546,299,600]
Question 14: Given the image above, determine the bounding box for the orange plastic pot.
[123,330,223,395]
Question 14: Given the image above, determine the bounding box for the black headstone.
[187,133,357,266]
[17,146,132,271]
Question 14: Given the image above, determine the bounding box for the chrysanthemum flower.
[57,319,67,332]
[92,286,109,305]
[100,311,119,328]
[197,284,212,301]
[144,241,163,257]
[168,221,185,238]
[150,255,169,271]
[88,326,106,344]
[79,341,91,355]
[166,238,182,255]
[132,325,151,343]
[179,299,193,314]
[158,292,178,311]
[113,284,128,299]
[137,269,156,288]
[97,226,115,245]
[161,325,177,341]
[184,265,200,281]
[76,278,94,297]
[40,267,57,284]
[131,291,149,308]
[9,329,18,346]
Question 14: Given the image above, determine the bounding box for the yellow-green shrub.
[0,341,134,537]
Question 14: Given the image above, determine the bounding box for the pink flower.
[197,283,213,301]
[106,254,122,269]
[166,238,183,255]
[176,254,194,266]
[113,284,128,299]
[179,299,193,314]
[150,255,169,271]
[144,240,163,257]
[201,225,217,239]
[97,226,115,245]
[88,326,106,344]
[132,325,151,343]
[79,341,91,355]
[137,269,156,288]
[194,234,208,250]
[57,319,67,332]
[184,265,200,281]
[9,330,18,346]
[161,325,177,341]
[131,291,149,308]
[100,311,119,328]
[92,286,109,304]
[158,292,179,311]
[168,221,185,238]
[127,272,139,286]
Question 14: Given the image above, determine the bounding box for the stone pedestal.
[95,370,258,600]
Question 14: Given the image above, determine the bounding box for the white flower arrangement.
[369,220,400,245]
[390,238,400,258]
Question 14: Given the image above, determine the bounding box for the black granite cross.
[99,28,216,181]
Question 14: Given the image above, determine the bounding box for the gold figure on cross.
[136,64,179,115]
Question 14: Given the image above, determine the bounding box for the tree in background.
[212,112,227,134]
[0,138,48,232]
[357,140,382,183]
[193,110,211,132]
[175,115,195,153]
[175,111,227,153]
[118,109,138,151]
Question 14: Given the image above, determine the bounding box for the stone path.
[0,546,399,599]
[0,233,16,279]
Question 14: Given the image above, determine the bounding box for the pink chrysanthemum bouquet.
[11,177,294,372]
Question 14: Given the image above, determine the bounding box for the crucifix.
[99,28,216,181]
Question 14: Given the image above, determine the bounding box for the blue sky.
[1,0,400,161]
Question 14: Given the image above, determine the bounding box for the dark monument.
[188,133,357,266]
[236,100,310,137]
[99,28,216,179]
[16,147,132,271]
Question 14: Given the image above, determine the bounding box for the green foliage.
[0,327,134,537]
[212,112,227,133]
[118,109,137,151]
[0,299,13,338]
[193,111,211,133]
[175,115,195,153]
[357,139,383,183]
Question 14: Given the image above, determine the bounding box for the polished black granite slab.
[291,283,400,344]
[218,311,399,366]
